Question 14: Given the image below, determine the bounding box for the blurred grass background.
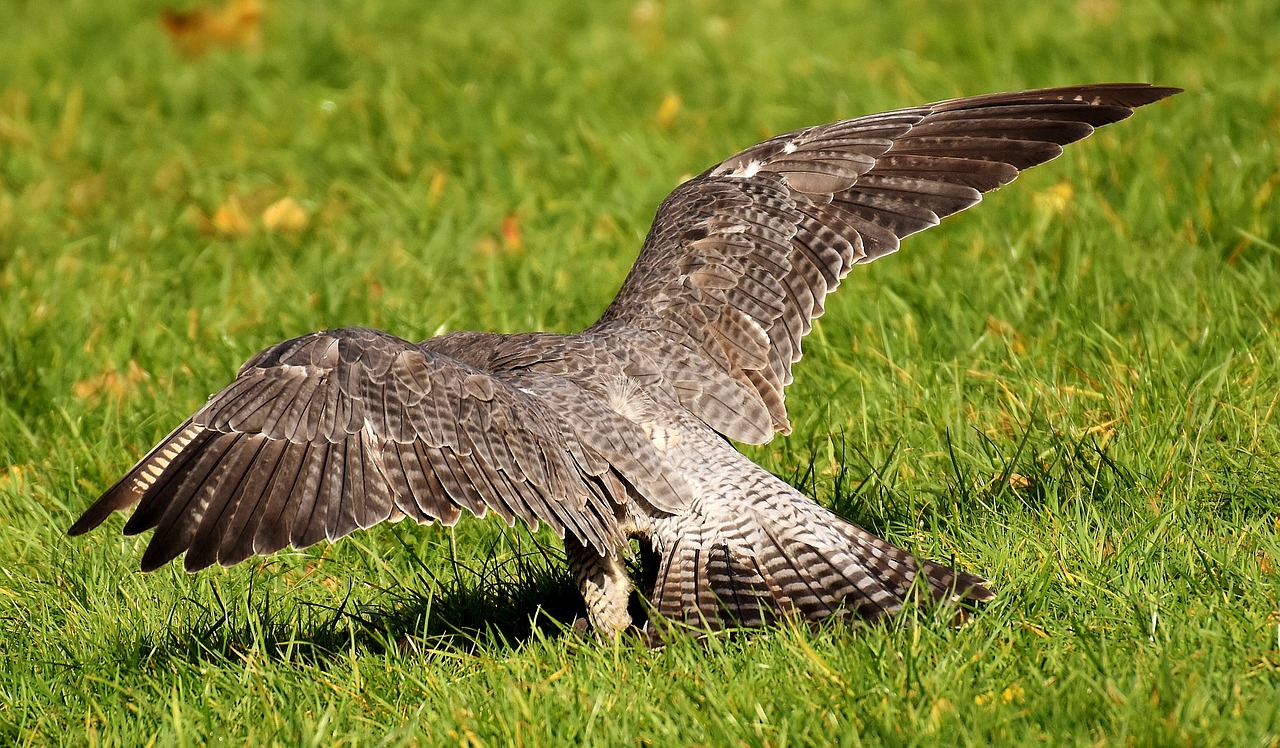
[1,0,1278,744]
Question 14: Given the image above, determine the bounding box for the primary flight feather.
[70,83,1179,635]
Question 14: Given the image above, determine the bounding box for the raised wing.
[68,327,666,571]
[593,83,1179,443]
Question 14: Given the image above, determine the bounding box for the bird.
[69,83,1179,638]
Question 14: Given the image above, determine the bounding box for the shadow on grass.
[119,427,1114,670]
[130,541,592,669]
[788,416,1140,539]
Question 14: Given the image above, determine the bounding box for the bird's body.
[69,83,1178,637]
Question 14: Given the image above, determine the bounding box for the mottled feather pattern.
[70,84,1177,636]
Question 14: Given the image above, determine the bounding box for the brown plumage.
[69,84,1178,636]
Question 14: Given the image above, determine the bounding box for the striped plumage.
[69,84,1178,637]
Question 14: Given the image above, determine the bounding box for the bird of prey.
[69,83,1178,637]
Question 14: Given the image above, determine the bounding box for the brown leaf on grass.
[211,194,252,237]
[500,213,523,252]
[161,0,263,58]
[978,471,1039,497]
[1006,473,1035,492]
[0,464,27,495]
[73,360,150,404]
[261,196,308,233]
[984,316,1028,356]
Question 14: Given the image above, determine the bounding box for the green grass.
[2,0,1279,744]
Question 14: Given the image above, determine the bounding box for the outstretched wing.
[68,327,653,571]
[593,83,1179,443]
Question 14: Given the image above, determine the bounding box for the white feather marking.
[731,160,762,179]
[643,424,681,451]
[782,140,797,154]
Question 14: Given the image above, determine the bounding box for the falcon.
[69,84,1179,636]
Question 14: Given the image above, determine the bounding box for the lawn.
[2,0,1279,744]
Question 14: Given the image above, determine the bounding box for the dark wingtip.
[1078,82,1182,103]
[140,536,185,573]
[937,82,1182,113]
[65,514,99,537]
[66,510,96,537]
[1109,83,1182,108]
[66,484,135,537]
[1147,85,1184,100]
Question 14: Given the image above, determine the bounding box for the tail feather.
[647,499,992,632]
[651,536,777,628]
[827,515,994,607]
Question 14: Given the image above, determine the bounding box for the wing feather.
[593,83,1178,442]
[70,326,691,570]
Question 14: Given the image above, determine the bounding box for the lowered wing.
[69,327,670,570]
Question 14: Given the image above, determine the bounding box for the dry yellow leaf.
[500,213,523,252]
[654,92,681,130]
[73,360,150,404]
[161,0,263,58]
[1001,683,1026,704]
[0,464,26,494]
[984,315,1028,355]
[1033,182,1075,216]
[211,194,251,237]
[261,196,308,233]
[1006,473,1034,492]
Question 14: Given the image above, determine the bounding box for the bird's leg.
[563,535,634,638]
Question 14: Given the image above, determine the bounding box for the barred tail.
[646,494,992,631]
